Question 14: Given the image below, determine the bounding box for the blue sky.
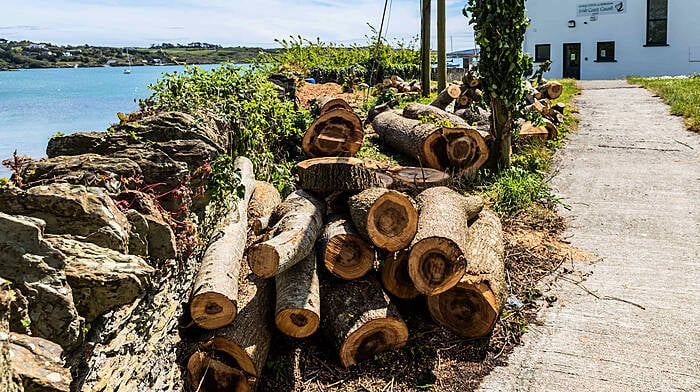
[0,0,475,49]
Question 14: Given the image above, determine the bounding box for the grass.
[627,75,700,132]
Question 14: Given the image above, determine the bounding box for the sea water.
[0,64,222,178]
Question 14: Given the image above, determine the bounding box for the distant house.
[447,48,480,68]
[28,44,46,49]
[61,52,72,57]
[67,49,82,54]
[105,60,119,66]
[152,59,162,64]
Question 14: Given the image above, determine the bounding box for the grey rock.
[126,210,149,257]
[108,147,188,191]
[153,139,219,172]
[9,333,71,392]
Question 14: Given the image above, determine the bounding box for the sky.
[0,0,475,50]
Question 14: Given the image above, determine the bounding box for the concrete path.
[479,80,700,392]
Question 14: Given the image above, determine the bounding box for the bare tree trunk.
[275,249,321,338]
[489,97,512,169]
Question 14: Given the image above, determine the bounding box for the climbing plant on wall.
[464,0,533,169]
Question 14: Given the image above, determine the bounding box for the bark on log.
[385,166,450,192]
[542,118,558,140]
[390,75,404,85]
[187,352,251,392]
[366,99,399,124]
[402,102,468,127]
[297,157,394,193]
[314,96,353,116]
[248,181,281,235]
[427,208,505,338]
[248,190,325,278]
[408,187,484,295]
[537,81,563,100]
[302,109,363,158]
[319,215,375,280]
[275,249,321,338]
[348,188,418,252]
[381,251,419,299]
[518,120,549,143]
[429,84,462,110]
[190,157,256,330]
[552,102,566,114]
[372,111,489,173]
[454,107,491,127]
[323,277,409,367]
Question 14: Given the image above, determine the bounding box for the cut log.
[518,120,548,143]
[248,181,281,235]
[537,81,563,100]
[348,188,418,252]
[187,352,251,392]
[372,111,490,173]
[427,208,506,338]
[462,70,480,88]
[381,250,419,299]
[248,190,325,278]
[314,96,353,116]
[302,109,363,158]
[454,107,491,126]
[429,84,462,110]
[542,118,558,140]
[383,78,393,87]
[323,277,409,367]
[319,214,375,280]
[549,111,565,125]
[190,157,256,330]
[275,249,321,338]
[366,99,399,124]
[297,157,394,193]
[390,75,404,85]
[408,187,484,295]
[402,102,468,128]
[202,258,273,382]
[385,166,450,192]
[552,102,566,114]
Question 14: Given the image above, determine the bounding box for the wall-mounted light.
[568,20,576,28]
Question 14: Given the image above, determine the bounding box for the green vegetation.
[627,75,700,131]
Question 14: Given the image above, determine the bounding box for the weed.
[628,75,700,131]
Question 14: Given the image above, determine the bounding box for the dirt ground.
[296,82,370,110]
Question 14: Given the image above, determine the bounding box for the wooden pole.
[437,0,446,92]
[420,0,431,97]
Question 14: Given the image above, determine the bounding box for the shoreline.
[0,62,225,71]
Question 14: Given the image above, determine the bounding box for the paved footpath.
[479,80,700,392]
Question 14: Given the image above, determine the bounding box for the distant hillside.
[0,39,276,69]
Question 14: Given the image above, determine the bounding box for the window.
[596,41,616,62]
[646,0,668,46]
[535,44,551,62]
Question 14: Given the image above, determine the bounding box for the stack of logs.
[519,80,566,142]
[380,75,422,94]
[185,95,508,391]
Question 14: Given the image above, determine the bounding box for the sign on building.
[577,1,626,16]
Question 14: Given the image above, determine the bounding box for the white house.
[524,0,700,79]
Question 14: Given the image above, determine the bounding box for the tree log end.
[381,251,419,299]
[323,233,374,280]
[427,279,499,338]
[366,191,418,252]
[339,317,409,368]
[302,109,363,157]
[275,308,320,338]
[190,292,238,330]
[408,237,466,295]
[187,352,252,392]
[205,336,259,377]
[247,243,279,278]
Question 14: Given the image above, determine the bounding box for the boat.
[124,47,132,74]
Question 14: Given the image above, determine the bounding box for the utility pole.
[437,0,446,92]
[420,0,431,97]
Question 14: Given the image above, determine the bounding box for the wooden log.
[462,70,480,88]
[429,84,462,109]
[549,111,565,125]
[542,118,558,140]
[427,208,506,338]
[383,78,393,87]
[366,99,399,124]
[371,110,490,173]
[248,190,325,278]
[190,157,256,330]
[302,109,363,158]
[408,187,484,295]
[348,188,418,252]
[248,181,281,235]
[454,107,491,126]
[537,81,563,100]
[381,250,419,299]
[552,102,566,114]
[323,277,409,367]
[297,157,394,193]
[319,214,375,280]
[390,75,404,85]
[275,248,321,338]
[202,258,273,382]
[314,95,353,116]
[402,102,468,128]
[187,352,251,392]
[518,120,548,143]
[385,166,450,192]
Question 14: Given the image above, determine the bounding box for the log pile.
[380,75,422,94]
[185,96,508,391]
[519,80,566,142]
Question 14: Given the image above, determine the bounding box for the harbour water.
[0,64,220,178]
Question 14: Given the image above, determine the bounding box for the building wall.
[524,0,700,79]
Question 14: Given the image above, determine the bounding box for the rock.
[22,154,142,192]
[0,213,83,350]
[46,131,105,158]
[118,111,226,151]
[8,333,71,392]
[0,184,130,252]
[126,210,149,257]
[153,139,219,172]
[117,192,177,260]
[109,147,188,191]
[1,280,22,392]
[46,236,155,322]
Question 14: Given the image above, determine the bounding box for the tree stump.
[348,188,418,252]
[319,215,375,280]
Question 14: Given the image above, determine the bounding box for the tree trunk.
[429,84,461,110]
[190,157,256,330]
[313,96,353,116]
[542,118,558,140]
[275,248,321,338]
[372,111,489,173]
[402,102,468,128]
[408,187,484,295]
[551,102,566,114]
[380,250,419,299]
[517,120,548,143]
[186,352,251,392]
[537,81,563,100]
[454,107,490,126]
[488,97,512,169]
[348,188,418,252]
[248,181,281,235]
[427,208,505,338]
[302,109,363,158]
[248,190,325,278]
[319,214,375,280]
[385,166,450,193]
[297,157,394,193]
[323,277,409,368]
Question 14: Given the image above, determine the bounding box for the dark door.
[563,43,581,79]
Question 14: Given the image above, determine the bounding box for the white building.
[524,0,700,79]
